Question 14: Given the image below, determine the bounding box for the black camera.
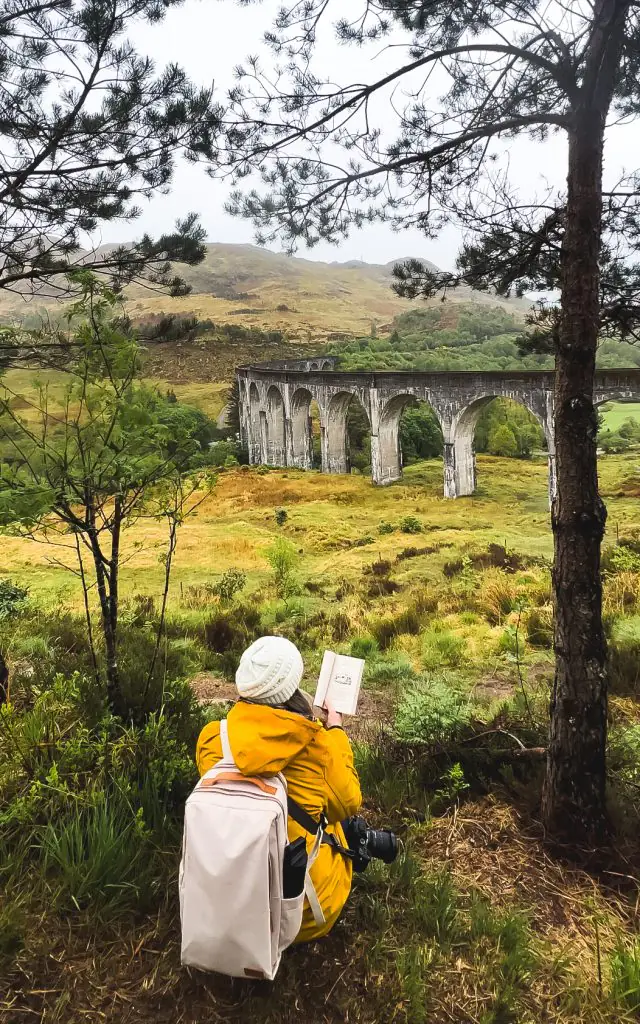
[342,816,398,873]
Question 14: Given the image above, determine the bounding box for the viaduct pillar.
[236,363,640,504]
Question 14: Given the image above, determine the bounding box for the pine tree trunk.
[542,110,609,844]
[542,0,630,846]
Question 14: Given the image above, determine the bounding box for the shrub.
[602,544,640,574]
[497,625,526,660]
[203,604,263,675]
[215,568,247,602]
[394,606,423,636]
[0,579,28,619]
[599,429,632,453]
[274,507,288,527]
[121,593,156,626]
[410,589,439,617]
[208,439,244,467]
[368,577,401,597]
[399,515,423,534]
[378,520,395,534]
[335,576,356,599]
[115,628,205,718]
[488,423,518,457]
[265,536,299,598]
[365,558,393,577]
[204,612,236,652]
[397,545,441,562]
[395,677,473,745]
[480,543,526,573]
[351,635,379,658]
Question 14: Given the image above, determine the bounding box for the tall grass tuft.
[39,789,159,915]
[410,870,460,943]
[608,616,640,693]
[422,623,467,669]
[610,939,640,1012]
[477,570,519,624]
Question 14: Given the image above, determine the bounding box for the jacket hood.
[227,700,322,775]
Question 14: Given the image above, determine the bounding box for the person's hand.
[312,703,327,723]
[325,700,343,729]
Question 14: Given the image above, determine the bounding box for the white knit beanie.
[235,635,304,706]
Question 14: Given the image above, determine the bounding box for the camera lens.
[366,828,398,864]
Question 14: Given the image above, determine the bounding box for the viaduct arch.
[237,359,640,502]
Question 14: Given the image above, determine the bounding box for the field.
[3,316,640,1023]
[3,452,640,1022]
[601,401,640,431]
[1,452,637,613]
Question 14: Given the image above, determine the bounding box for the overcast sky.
[100,0,639,270]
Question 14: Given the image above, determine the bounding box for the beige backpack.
[179,719,325,980]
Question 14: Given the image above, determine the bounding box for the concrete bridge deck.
[237,360,640,501]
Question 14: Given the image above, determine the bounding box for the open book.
[313,650,365,716]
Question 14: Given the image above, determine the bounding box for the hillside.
[0,243,528,344]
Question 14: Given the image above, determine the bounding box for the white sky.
[99,0,640,270]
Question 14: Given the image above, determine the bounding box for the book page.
[313,650,335,710]
[313,651,365,716]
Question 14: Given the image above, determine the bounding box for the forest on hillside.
[330,305,640,373]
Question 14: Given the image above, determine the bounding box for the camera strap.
[287,796,354,861]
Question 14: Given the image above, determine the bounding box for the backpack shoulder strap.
[287,795,353,860]
[219,718,233,763]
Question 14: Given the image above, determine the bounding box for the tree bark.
[0,649,8,705]
[542,0,629,844]
[88,516,122,716]
[543,110,609,844]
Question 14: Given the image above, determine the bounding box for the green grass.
[1,447,640,1023]
[1,451,636,607]
[600,401,640,431]
[147,378,229,419]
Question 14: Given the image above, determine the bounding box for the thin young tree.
[0,274,214,716]
[0,0,222,301]
[217,0,640,843]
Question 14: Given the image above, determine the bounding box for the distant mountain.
[0,243,528,340]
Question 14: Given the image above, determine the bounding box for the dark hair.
[281,688,314,719]
[238,688,315,720]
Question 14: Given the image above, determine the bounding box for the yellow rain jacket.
[195,700,362,942]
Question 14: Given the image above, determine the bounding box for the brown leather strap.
[200,771,277,796]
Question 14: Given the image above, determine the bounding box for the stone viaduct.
[236,358,640,502]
